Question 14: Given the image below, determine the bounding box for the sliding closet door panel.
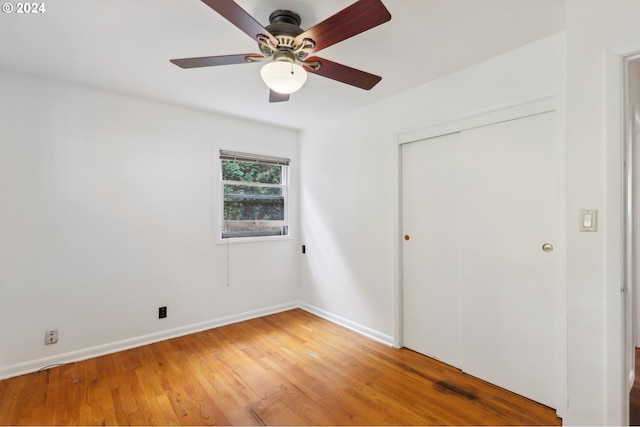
[402,132,462,368]
[459,111,557,409]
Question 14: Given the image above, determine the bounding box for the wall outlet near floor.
[159,306,167,319]
[45,329,58,345]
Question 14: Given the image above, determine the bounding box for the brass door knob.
[404,235,410,241]
[542,243,553,253]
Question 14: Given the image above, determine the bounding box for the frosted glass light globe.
[260,61,308,94]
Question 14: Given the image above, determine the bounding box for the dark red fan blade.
[294,0,391,54]
[170,54,262,68]
[200,0,278,45]
[304,57,382,90]
[269,90,290,103]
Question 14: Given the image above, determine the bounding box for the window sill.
[216,234,294,245]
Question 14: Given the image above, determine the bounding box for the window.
[220,150,290,239]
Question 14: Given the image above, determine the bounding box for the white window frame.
[219,150,290,241]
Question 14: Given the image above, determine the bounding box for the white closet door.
[402,132,463,368]
[459,112,557,408]
[402,111,558,409]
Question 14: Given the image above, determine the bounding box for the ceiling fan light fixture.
[260,61,307,94]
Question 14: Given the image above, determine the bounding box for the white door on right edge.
[402,111,559,410]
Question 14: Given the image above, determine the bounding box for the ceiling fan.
[170,0,392,103]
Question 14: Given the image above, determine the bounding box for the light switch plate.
[579,209,598,232]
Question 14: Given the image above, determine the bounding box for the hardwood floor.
[0,309,561,426]
[631,348,640,425]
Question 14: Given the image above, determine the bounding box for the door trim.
[604,42,640,426]
[398,95,556,144]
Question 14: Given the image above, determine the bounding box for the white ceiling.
[0,0,565,130]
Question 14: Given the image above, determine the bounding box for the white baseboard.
[0,301,393,380]
[297,302,394,346]
[0,302,298,380]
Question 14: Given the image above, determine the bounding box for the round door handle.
[542,243,554,253]
[404,235,410,241]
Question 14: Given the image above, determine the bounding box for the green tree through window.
[220,151,289,238]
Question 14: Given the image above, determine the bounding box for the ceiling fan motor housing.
[262,10,305,54]
[267,10,302,33]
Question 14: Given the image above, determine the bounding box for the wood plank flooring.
[0,309,561,425]
[630,348,640,425]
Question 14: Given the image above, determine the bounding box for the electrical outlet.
[45,329,58,345]
[159,306,167,319]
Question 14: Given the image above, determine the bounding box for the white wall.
[298,33,565,342]
[564,1,640,424]
[0,70,300,378]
